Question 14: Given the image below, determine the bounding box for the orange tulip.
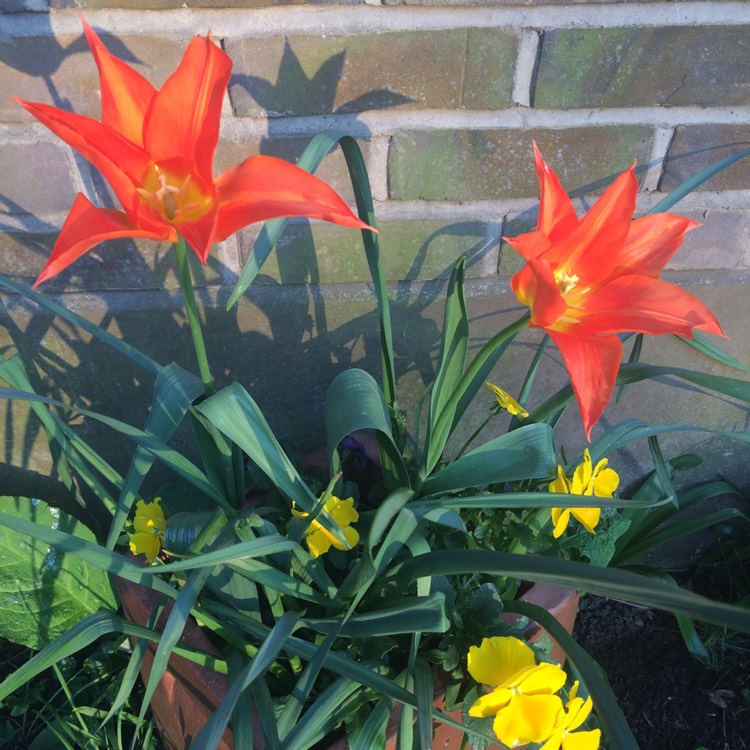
[506,144,724,439]
[15,18,372,287]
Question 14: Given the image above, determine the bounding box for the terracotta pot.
[116,574,578,750]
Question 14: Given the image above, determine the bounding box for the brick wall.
[1,1,749,489]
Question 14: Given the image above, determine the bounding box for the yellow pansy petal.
[492,693,563,747]
[305,527,335,558]
[129,532,161,562]
[515,662,567,695]
[571,451,593,494]
[571,507,601,535]
[467,636,537,687]
[551,508,571,538]
[592,466,619,498]
[562,728,601,750]
[549,465,571,495]
[328,496,359,526]
[468,686,512,718]
[565,695,594,732]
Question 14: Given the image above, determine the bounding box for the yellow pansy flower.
[541,681,601,750]
[485,381,529,418]
[549,449,619,538]
[292,495,359,558]
[129,497,166,562]
[467,636,566,747]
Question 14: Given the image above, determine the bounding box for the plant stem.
[454,412,494,460]
[175,236,214,395]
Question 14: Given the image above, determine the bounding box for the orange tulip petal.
[144,34,231,183]
[511,259,568,329]
[503,228,553,262]
[14,99,150,213]
[533,142,580,242]
[34,194,173,287]
[81,17,155,145]
[547,330,623,441]
[214,154,373,241]
[549,166,637,285]
[623,213,701,278]
[574,276,725,338]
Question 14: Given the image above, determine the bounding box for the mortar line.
[3,3,750,38]
[512,29,541,108]
[643,126,676,192]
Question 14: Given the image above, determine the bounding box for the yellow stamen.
[555,269,579,295]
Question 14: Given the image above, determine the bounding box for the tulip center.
[137,164,210,224]
[555,269,579,295]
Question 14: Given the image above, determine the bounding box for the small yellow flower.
[485,381,529,418]
[540,681,601,750]
[129,498,166,562]
[549,449,619,538]
[467,636,566,747]
[292,495,359,558]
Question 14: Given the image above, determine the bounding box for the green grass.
[0,634,162,750]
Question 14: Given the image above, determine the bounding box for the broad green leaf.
[324,368,409,488]
[303,592,448,638]
[0,509,176,599]
[0,497,116,649]
[398,550,750,634]
[195,382,316,510]
[418,422,555,497]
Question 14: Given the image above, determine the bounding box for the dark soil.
[574,594,750,750]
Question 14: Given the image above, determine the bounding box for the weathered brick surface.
[1,0,749,486]
[661,126,750,193]
[0,140,78,214]
[214,135,374,206]
[535,26,750,108]
[226,29,516,117]
[237,218,500,285]
[0,231,224,292]
[1,32,192,122]
[389,126,653,201]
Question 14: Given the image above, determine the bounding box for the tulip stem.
[175,236,214,396]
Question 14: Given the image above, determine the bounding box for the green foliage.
[0,497,115,650]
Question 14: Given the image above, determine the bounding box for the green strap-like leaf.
[0,386,229,509]
[418,422,556,497]
[324,368,409,489]
[226,131,397,411]
[422,313,530,477]
[504,600,639,750]
[0,273,161,374]
[647,146,750,215]
[195,382,316,510]
[107,363,204,548]
[192,611,300,750]
[426,257,469,453]
[398,550,750,633]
